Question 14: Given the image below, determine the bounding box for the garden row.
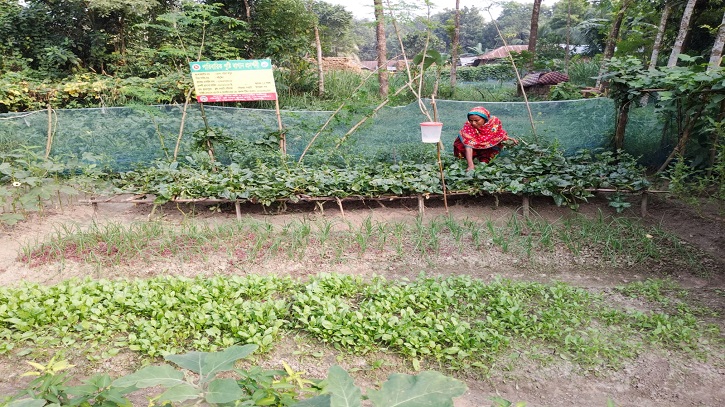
[113,144,650,211]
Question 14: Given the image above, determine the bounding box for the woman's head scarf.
[458,106,508,149]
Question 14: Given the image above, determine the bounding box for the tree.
[374,0,388,97]
[481,2,545,49]
[708,9,725,70]
[528,0,543,65]
[450,0,460,90]
[596,0,633,91]
[310,2,324,96]
[649,0,672,69]
[668,0,699,67]
[247,0,315,64]
[432,7,485,54]
[401,31,444,56]
[313,1,355,56]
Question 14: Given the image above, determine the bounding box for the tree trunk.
[708,10,725,70]
[314,24,324,96]
[374,0,389,98]
[565,0,571,72]
[649,1,671,70]
[614,101,631,152]
[449,0,461,91]
[527,0,542,69]
[667,0,698,67]
[596,0,632,91]
[243,0,251,22]
[641,0,671,106]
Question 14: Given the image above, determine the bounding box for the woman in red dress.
[453,106,517,171]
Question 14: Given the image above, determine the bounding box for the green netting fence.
[0,98,672,171]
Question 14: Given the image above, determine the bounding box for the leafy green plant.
[4,347,467,407]
[113,345,268,405]
[112,143,650,209]
[549,82,582,101]
[606,193,631,213]
[6,355,76,406]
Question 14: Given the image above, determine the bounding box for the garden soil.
[0,194,723,407]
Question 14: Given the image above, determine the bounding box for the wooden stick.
[335,196,345,217]
[45,102,53,159]
[298,66,387,163]
[436,142,448,213]
[235,201,242,220]
[522,195,530,218]
[640,191,648,217]
[174,88,194,161]
[275,98,286,155]
[335,73,423,148]
[418,195,425,215]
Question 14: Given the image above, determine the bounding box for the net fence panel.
[0,98,668,169]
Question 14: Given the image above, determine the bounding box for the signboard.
[189,59,277,102]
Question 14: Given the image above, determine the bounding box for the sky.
[320,0,559,21]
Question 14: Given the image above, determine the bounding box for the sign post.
[189,59,286,153]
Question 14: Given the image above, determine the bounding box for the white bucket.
[420,122,443,143]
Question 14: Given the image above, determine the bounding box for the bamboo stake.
[275,97,286,155]
[335,73,422,148]
[431,96,448,213]
[45,101,53,159]
[487,8,537,140]
[174,88,194,161]
[298,65,388,163]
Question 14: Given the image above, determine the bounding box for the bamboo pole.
[45,102,53,159]
[174,88,194,161]
[275,97,286,155]
[298,65,388,163]
[431,97,448,213]
[335,73,423,148]
[487,8,537,140]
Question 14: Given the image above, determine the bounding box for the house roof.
[476,45,528,60]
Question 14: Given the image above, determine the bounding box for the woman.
[454,106,516,171]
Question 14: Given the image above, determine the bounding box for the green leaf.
[158,383,201,403]
[164,344,257,382]
[6,399,47,407]
[367,371,467,407]
[164,351,206,374]
[293,394,332,406]
[200,344,258,382]
[111,364,185,388]
[326,365,361,407]
[205,378,245,404]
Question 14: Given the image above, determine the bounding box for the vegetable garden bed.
[92,144,657,218]
[84,188,661,220]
